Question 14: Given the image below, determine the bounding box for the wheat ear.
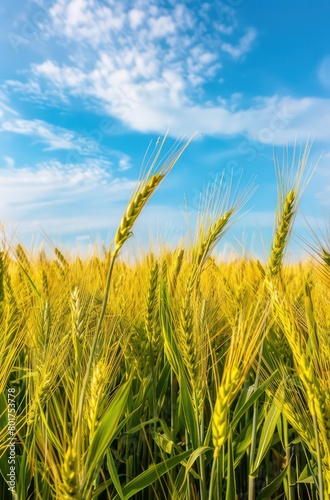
[193,210,234,274]
[212,367,241,457]
[55,247,69,269]
[268,189,296,277]
[61,444,81,499]
[86,360,107,442]
[114,134,195,256]
[145,261,160,358]
[114,173,164,254]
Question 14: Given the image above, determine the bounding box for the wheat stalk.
[272,286,330,494]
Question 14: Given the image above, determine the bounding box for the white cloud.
[221,27,257,59]
[7,0,255,112]
[0,155,191,247]
[5,65,330,147]
[148,15,176,38]
[0,117,99,152]
[33,59,86,88]
[0,158,137,235]
[6,1,328,145]
[6,1,329,150]
[0,92,18,118]
[46,0,125,47]
[89,93,330,144]
[13,54,330,143]
[118,154,132,171]
[0,159,109,208]
[4,79,70,106]
[0,89,99,151]
[0,92,134,173]
[128,9,145,29]
[4,156,15,169]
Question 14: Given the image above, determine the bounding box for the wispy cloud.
[5,1,330,145]
[0,155,191,248]
[0,91,18,118]
[3,156,15,169]
[9,58,330,144]
[0,91,100,151]
[0,157,137,235]
[0,93,133,170]
[221,27,257,59]
[0,117,100,152]
[4,0,260,135]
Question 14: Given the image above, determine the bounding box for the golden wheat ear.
[268,140,315,278]
[190,172,255,279]
[113,132,197,257]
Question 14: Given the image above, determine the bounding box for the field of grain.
[1,140,329,499]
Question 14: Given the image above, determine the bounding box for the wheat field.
[1,139,330,499]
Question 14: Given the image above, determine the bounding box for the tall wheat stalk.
[75,134,195,452]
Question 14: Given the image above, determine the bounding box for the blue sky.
[0,0,330,259]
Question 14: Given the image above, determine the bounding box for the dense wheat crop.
[1,139,330,499]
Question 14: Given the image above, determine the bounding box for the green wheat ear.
[268,189,296,277]
[61,445,81,499]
